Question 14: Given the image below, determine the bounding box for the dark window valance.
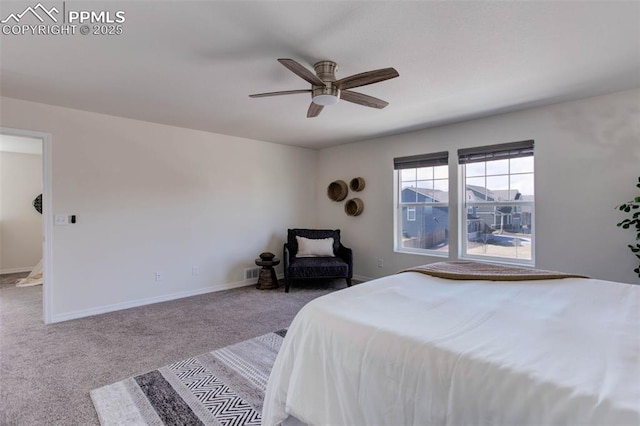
[458,140,534,164]
[393,151,449,170]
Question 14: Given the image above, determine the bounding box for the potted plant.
[616,177,640,278]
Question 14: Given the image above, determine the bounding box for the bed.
[262,262,640,426]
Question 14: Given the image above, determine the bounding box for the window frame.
[393,151,450,257]
[458,141,535,266]
[406,207,416,222]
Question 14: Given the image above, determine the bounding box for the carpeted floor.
[0,276,348,425]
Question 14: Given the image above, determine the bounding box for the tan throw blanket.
[16,259,43,287]
[401,261,589,281]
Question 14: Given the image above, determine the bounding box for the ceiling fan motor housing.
[313,60,338,82]
[312,61,340,105]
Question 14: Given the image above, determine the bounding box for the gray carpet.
[0,276,348,425]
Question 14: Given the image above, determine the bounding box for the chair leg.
[285,278,290,293]
[346,278,352,287]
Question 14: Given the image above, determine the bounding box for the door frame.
[1,127,53,324]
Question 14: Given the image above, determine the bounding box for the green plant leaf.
[617,177,640,279]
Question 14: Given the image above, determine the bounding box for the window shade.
[393,151,449,170]
[458,140,534,164]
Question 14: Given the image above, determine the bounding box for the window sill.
[459,254,534,268]
[394,248,449,258]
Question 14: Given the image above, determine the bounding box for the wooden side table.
[255,258,280,290]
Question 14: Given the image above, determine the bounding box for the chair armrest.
[336,244,353,278]
[283,243,291,269]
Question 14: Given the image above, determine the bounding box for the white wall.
[316,89,640,284]
[0,151,43,273]
[1,88,637,322]
[0,97,318,321]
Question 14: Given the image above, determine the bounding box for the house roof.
[492,189,520,201]
[466,185,500,201]
[406,185,532,202]
[403,187,449,203]
[1,2,638,149]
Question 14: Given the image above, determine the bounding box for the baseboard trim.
[0,267,33,275]
[50,280,254,324]
[51,274,375,323]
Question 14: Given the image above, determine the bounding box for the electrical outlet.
[378,258,384,268]
[192,266,199,276]
[155,272,162,281]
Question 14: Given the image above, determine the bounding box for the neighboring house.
[465,185,532,242]
[401,184,533,250]
[401,187,449,249]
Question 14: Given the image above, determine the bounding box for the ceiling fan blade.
[307,102,324,118]
[278,59,326,86]
[340,90,389,109]
[249,89,311,98]
[336,67,399,90]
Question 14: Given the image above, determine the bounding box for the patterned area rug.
[91,329,287,426]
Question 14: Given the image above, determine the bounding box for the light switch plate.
[54,214,69,225]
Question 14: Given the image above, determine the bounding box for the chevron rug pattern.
[91,329,287,426]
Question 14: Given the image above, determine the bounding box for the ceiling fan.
[249,59,399,118]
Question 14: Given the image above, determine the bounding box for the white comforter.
[262,272,640,426]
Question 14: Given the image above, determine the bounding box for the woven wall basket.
[327,180,348,201]
[349,177,366,192]
[345,198,364,216]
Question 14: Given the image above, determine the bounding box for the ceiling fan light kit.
[312,87,340,106]
[250,58,399,118]
[312,94,339,106]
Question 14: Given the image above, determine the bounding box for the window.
[394,152,449,255]
[459,140,534,264]
[407,208,416,221]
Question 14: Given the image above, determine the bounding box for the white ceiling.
[1,1,638,149]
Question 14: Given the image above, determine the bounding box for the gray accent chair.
[283,229,353,293]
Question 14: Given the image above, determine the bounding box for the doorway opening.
[0,128,53,323]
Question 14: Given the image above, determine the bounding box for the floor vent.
[244,267,259,282]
